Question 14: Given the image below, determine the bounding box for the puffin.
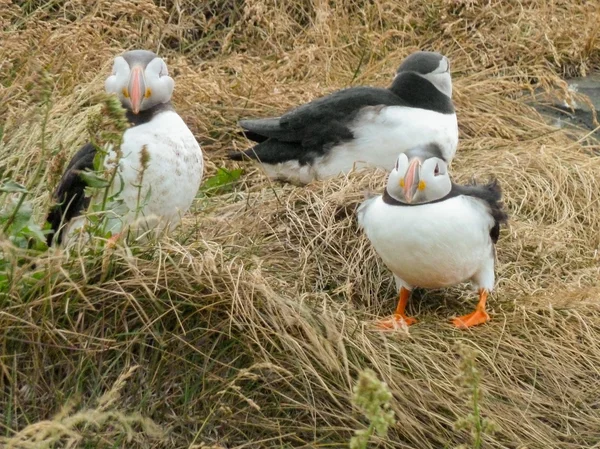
[45,49,204,247]
[228,51,458,184]
[357,144,508,329]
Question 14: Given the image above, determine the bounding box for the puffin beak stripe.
[129,66,145,114]
[403,158,420,203]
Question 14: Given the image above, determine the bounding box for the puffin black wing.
[238,117,284,142]
[229,86,408,164]
[455,179,508,244]
[45,143,96,246]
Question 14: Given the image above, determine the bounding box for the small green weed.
[0,181,46,249]
[199,167,243,197]
[79,93,129,244]
[454,343,497,449]
[350,369,396,449]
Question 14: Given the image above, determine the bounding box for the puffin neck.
[125,101,174,127]
[383,185,454,207]
[389,72,454,114]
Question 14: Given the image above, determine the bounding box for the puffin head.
[104,50,174,114]
[394,51,452,98]
[386,144,452,204]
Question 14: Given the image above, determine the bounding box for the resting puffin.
[357,144,508,329]
[229,51,457,184]
[45,49,204,247]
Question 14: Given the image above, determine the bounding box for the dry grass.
[2,0,600,448]
[0,366,165,448]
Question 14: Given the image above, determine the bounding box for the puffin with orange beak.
[45,50,204,247]
[109,50,172,117]
[357,143,508,329]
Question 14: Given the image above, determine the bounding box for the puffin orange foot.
[376,314,417,330]
[453,288,491,329]
[452,309,490,329]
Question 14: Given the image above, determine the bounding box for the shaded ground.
[531,72,600,142]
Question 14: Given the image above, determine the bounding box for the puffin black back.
[280,86,409,129]
[229,87,409,164]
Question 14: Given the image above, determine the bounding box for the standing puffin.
[45,49,204,247]
[228,51,457,184]
[357,144,508,329]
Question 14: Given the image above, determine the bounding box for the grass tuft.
[0,366,164,449]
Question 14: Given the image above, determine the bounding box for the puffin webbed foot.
[375,286,417,330]
[452,309,490,328]
[452,288,491,329]
[376,314,417,329]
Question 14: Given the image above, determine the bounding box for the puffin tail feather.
[481,178,508,225]
[227,148,259,161]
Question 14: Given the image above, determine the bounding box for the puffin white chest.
[360,196,493,289]
[105,110,203,232]
[316,106,458,178]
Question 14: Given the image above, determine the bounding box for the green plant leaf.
[0,180,28,193]
[0,197,33,231]
[80,170,110,188]
[0,272,9,295]
[21,225,48,245]
[200,167,243,196]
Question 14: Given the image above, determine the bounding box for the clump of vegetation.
[0,366,164,449]
[350,369,396,449]
[78,93,129,244]
[0,181,46,249]
[0,68,53,252]
[454,344,497,449]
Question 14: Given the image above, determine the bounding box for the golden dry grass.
[2,0,600,448]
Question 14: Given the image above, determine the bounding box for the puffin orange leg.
[376,287,417,329]
[452,289,491,329]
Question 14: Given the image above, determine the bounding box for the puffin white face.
[420,56,452,98]
[396,51,453,98]
[387,152,452,204]
[104,50,174,114]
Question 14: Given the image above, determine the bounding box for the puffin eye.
[395,158,399,171]
[160,62,168,77]
[434,164,440,176]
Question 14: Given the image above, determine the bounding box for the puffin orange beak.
[403,158,421,203]
[128,66,145,114]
